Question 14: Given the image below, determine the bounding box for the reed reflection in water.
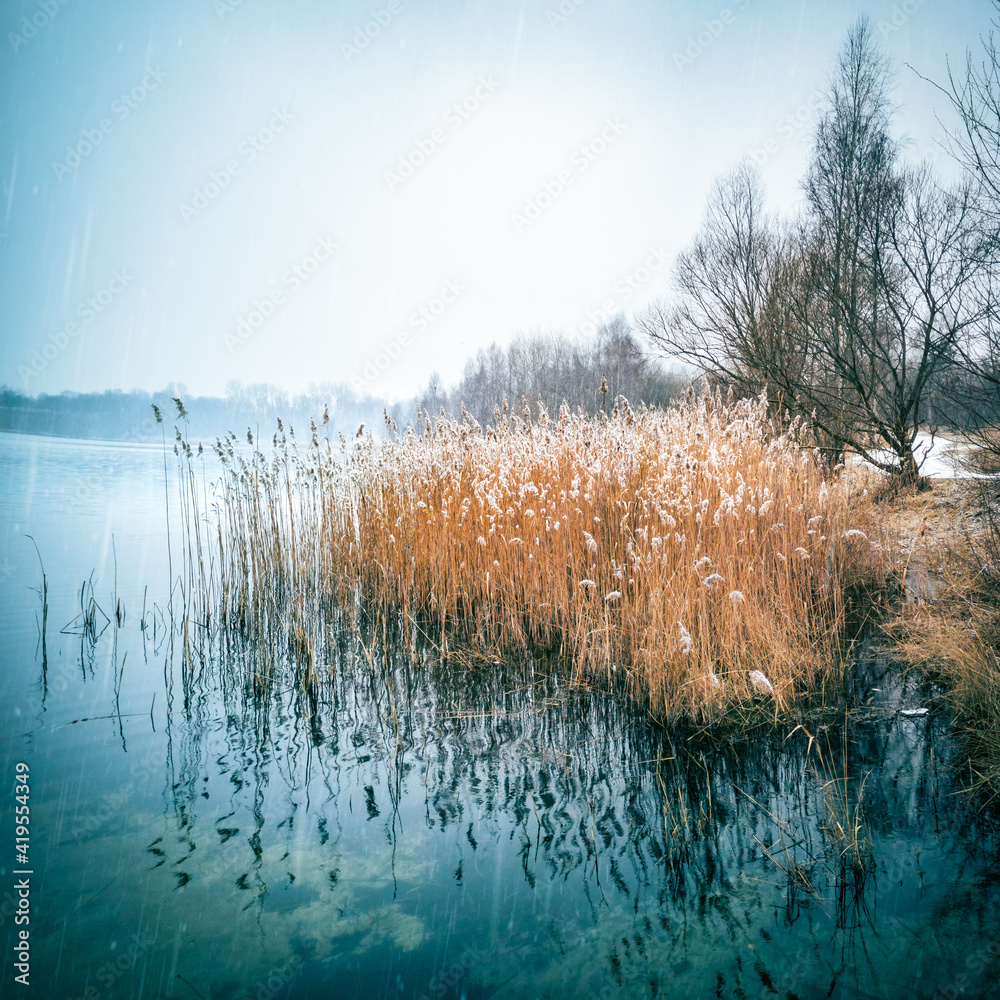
[38,612,1000,1000]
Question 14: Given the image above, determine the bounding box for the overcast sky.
[0,0,993,400]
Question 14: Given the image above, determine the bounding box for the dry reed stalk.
[174,389,888,722]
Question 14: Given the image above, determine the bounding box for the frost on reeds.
[177,390,887,721]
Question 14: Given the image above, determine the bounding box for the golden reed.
[178,390,886,721]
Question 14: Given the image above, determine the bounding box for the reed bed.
[171,390,887,721]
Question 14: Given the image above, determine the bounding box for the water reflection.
[1,434,998,1000]
[44,619,996,999]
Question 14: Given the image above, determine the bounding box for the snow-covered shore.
[859,432,996,480]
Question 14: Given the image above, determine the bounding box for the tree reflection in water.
[135,620,1000,1000]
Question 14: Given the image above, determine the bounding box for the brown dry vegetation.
[883,479,1000,799]
[183,390,889,724]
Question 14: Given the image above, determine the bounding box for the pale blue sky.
[0,0,992,398]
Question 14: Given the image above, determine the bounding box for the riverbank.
[883,476,1000,799]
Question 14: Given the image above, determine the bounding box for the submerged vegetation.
[167,389,888,724]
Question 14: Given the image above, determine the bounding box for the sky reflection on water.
[1,432,998,1000]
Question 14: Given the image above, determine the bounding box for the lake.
[1,431,998,999]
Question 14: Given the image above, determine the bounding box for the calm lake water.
[1,430,999,1000]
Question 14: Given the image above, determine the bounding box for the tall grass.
[889,537,1000,801]
[171,389,887,721]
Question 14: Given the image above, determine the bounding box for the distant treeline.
[0,321,689,444]
[0,382,390,445]
[416,319,689,427]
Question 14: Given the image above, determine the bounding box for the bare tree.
[643,17,991,480]
[933,3,1000,215]
[928,3,1000,458]
[638,161,812,417]
[920,2,1000,577]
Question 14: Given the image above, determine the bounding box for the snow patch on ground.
[860,433,996,480]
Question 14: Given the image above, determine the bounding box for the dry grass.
[962,425,1000,475]
[175,390,888,722]
[883,478,1000,799]
[811,728,871,870]
[892,598,1000,800]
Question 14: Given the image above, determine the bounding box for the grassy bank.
[885,479,1000,799]
[174,391,888,722]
